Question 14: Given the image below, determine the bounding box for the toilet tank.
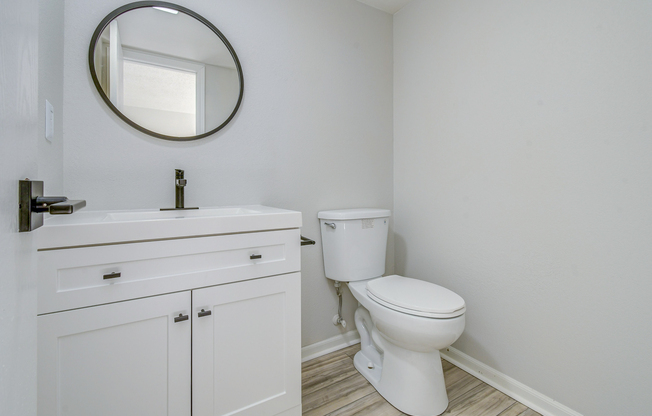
[318,208,390,282]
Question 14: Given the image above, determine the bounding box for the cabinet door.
[38,292,191,416]
[193,273,301,416]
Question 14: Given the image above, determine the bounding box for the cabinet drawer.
[38,229,301,314]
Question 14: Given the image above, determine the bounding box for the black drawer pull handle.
[198,309,212,318]
[103,272,121,280]
[250,254,262,260]
[174,313,189,323]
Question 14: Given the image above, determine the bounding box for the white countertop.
[38,205,302,250]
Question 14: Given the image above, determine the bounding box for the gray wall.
[0,0,39,414]
[205,64,239,131]
[38,0,65,195]
[61,0,394,346]
[394,1,652,415]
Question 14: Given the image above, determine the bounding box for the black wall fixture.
[19,180,86,232]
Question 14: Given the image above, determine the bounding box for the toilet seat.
[366,275,466,318]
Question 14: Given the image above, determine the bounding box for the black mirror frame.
[88,1,244,141]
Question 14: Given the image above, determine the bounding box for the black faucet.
[161,169,198,211]
[175,169,186,209]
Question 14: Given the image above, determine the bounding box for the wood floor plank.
[472,389,516,416]
[341,343,361,359]
[445,367,485,402]
[303,350,350,372]
[326,391,405,416]
[443,383,491,415]
[517,409,542,416]
[302,354,359,396]
[497,402,529,416]
[442,358,455,372]
[302,373,376,416]
[444,384,515,416]
[301,344,537,416]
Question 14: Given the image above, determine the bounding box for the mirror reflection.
[90,3,243,140]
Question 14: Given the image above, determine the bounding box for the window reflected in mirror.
[123,55,198,137]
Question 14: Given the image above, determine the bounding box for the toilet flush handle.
[324,222,336,229]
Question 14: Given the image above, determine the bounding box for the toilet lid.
[366,275,466,318]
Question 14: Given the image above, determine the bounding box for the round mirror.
[89,2,244,141]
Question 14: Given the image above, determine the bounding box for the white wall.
[62,0,394,346]
[38,0,65,195]
[205,64,239,131]
[0,0,40,414]
[394,1,652,415]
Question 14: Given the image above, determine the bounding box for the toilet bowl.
[348,276,465,416]
[318,209,466,416]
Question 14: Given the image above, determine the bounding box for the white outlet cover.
[45,100,54,142]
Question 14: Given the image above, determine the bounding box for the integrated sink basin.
[104,207,264,222]
[38,205,302,250]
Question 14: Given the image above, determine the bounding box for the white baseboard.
[301,330,361,362]
[441,347,583,416]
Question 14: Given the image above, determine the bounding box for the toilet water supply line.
[333,281,346,328]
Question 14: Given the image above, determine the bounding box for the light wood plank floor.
[302,343,541,416]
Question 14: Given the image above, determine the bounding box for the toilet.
[318,208,466,416]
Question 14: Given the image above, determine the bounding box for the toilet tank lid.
[318,208,391,220]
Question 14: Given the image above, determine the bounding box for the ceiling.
[115,7,236,68]
[356,0,412,14]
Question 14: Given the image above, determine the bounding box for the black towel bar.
[301,236,316,246]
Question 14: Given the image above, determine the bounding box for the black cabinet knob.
[198,309,212,318]
[174,313,189,323]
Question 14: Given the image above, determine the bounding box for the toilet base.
[354,307,450,416]
[353,348,449,416]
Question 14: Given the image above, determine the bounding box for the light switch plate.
[45,100,54,142]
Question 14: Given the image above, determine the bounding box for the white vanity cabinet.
[36,206,303,416]
[38,291,193,416]
[193,273,301,416]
